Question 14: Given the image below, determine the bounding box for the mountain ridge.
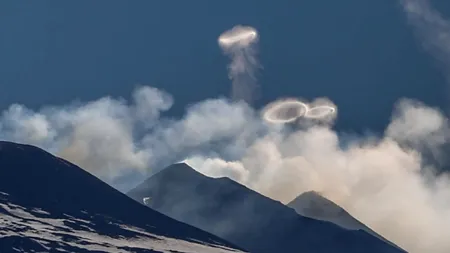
[288,191,403,250]
[128,163,406,253]
[0,141,244,253]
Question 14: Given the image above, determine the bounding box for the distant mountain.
[0,141,243,253]
[287,191,402,249]
[127,163,407,253]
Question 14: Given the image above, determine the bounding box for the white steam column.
[218,25,260,104]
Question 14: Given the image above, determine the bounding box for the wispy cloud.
[400,0,450,75]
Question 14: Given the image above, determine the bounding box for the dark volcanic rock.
[128,163,407,253]
[288,191,402,249]
[288,191,372,230]
[0,141,242,253]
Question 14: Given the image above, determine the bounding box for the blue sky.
[4,3,450,250]
[0,0,448,134]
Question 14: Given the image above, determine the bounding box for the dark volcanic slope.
[0,141,243,253]
[288,191,402,249]
[289,191,379,231]
[127,163,407,253]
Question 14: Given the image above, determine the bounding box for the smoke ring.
[304,105,337,119]
[262,99,309,123]
[218,26,259,49]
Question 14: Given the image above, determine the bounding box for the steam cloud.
[218,25,260,104]
[0,87,255,182]
[188,3,450,252]
[186,98,450,253]
[2,8,450,253]
[3,85,450,252]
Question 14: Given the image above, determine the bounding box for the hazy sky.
[0,0,448,133]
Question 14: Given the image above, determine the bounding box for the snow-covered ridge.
[0,141,244,253]
[0,199,241,253]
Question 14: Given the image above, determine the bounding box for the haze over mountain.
[287,191,401,249]
[288,191,377,233]
[128,163,405,253]
[0,141,243,253]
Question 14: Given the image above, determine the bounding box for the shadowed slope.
[288,191,402,249]
[0,141,243,253]
[128,163,406,253]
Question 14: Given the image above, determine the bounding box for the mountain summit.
[287,191,402,249]
[128,163,406,253]
[0,141,243,253]
[288,191,374,231]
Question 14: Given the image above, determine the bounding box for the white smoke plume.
[3,89,450,253]
[186,99,450,253]
[1,8,450,252]
[0,87,255,183]
[218,25,260,104]
[182,2,450,252]
[2,81,449,252]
